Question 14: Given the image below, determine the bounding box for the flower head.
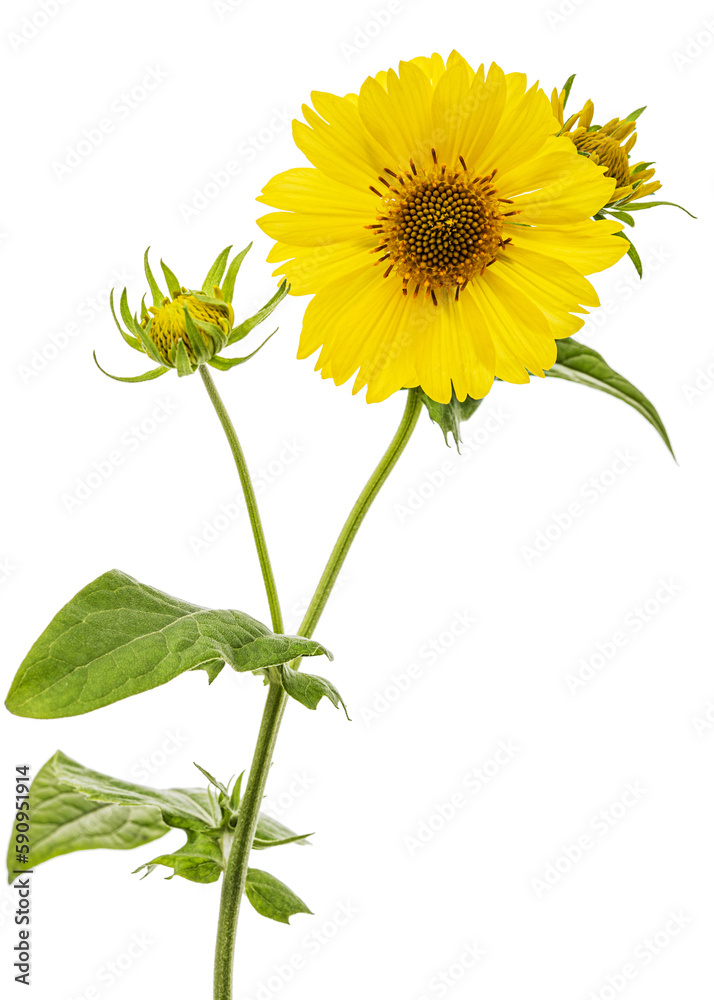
[552,81,660,208]
[257,52,627,405]
[142,289,234,367]
[96,246,288,382]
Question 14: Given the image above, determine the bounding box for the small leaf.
[183,308,212,364]
[624,105,646,122]
[134,831,224,884]
[545,339,674,459]
[221,244,252,304]
[202,247,232,295]
[561,73,576,110]
[160,260,181,297]
[192,659,224,684]
[245,869,312,924]
[278,664,349,718]
[134,317,166,365]
[227,281,289,345]
[613,231,643,277]
[174,338,194,377]
[93,352,169,383]
[143,248,165,307]
[6,752,168,883]
[229,772,244,812]
[110,289,141,351]
[608,210,635,227]
[625,200,696,218]
[253,812,312,850]
[193,763,229,797]
[5,569,333,718]
[208,331,276,371]
[420,388,483,448]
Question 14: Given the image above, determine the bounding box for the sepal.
[419,388,484,449]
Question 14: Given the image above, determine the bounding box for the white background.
[1,0,712,997]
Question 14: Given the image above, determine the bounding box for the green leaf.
[134,317,166,365]
[193,763,229,797]
[208,331,276,371]
[202,247,232,295]
[624,200,696,218]
[5,569,333,718]
[143,248,165,307]
[221,244,252,305]
[253,814,311,850]
[160,260,181,297]
[545,339,675,459]
[174,338,194,377]
[420,388,484,449]
[183,308,213,364]
[245,869,312,924]
[608,210,635,227]
[277,664,349,718]
[110,289,141,351]
[134,830,224,884]
[6,753,168,883]
[51,752,220,831]
[229,772,244,812]
[227,281,289,345]
[624,105,646,122]
[561,73,576,110]
[613,231,643,277]
[93,352,169,383]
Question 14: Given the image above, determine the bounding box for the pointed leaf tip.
[221,243,252,304]
[143,248,165,307]
[93,352,169,383]
[545,338,675,460]
[245,869,312,924]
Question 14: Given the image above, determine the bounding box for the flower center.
[572,132,631,190]
[142,292,232,364]
[368,151,513,304]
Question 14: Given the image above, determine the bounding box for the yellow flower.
[552,87,661,207]
[257,52,626,405]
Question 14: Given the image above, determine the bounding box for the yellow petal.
[258,167,375,215]
[292,93,390,191]
[407,289,495,403]
[358,60,435,170]
[505,218,627,274]
[492,245,598,338]
[457,63,508,170]
[431,59,485,167]
[472,77,558,177]
[471,271,554,381]
[267,236,375,295]
[508,141,617,222]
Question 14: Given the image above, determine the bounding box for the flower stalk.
[199,364,284,633]
[211,387,422,998]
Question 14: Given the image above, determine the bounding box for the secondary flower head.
[96,246,288,382]
[143,289,234,367]
[257,52,627,405]
[552,81,660,208]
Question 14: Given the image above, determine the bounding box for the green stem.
[199,365,284,634]
[298,388,422,639]
[211,386,422,999]
[213,679,286,1000]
